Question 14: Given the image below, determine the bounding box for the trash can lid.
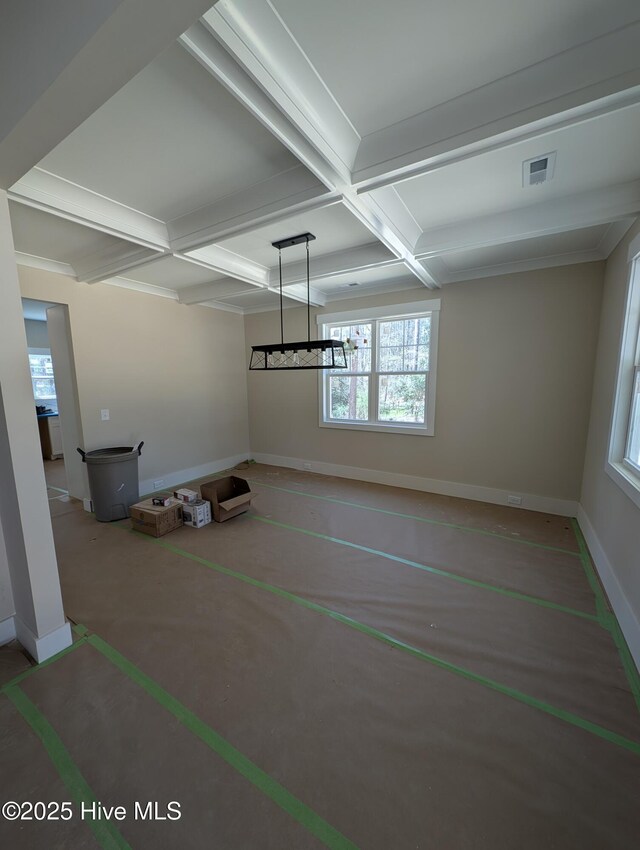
[83,447,138,463]
[78,441,143,463]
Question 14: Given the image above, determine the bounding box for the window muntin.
[607,235,640,507]
[624,354,640,474]
[29,353,57,402]
[322,308,437,434]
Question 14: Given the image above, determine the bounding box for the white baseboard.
[14,618,72,663]
[251,453,579,516]
[0,615,16,646]
[576,506,640,671]
[139,452,250,497]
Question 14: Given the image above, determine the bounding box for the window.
[626,355,640,473]
[28,351,57,405]
[607,233,640,507]
[319,300,440,435]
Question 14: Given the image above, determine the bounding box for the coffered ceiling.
[5,0,640,313]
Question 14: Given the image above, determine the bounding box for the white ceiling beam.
[104,277,179,301]
[0,0,218,189]
[179,22,342,189]
[10,168,170,251]
[178,279,262,306]
[74,244,166,284]
[353,25,640,192]
[15,252,75,279]
[415,181,640,259]
[201,1,359,179]
[271,243,397,286]
[275,283,326,308]
[343,194,438,287]
[199,300,245,315]
[193,3,439,290]
[168,165,338,251]
[180,245,269,287]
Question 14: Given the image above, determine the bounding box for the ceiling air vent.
[522,151,556,187]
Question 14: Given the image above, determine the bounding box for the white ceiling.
[397,104,640,230]
[39,44,301,221]
[10,202,129,265]
[218,204,378,267]
[5,1,640,312]
[440,225,610,275]
[271,0,640,136]
[119,255,224,290]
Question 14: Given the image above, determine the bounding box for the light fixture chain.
[306,238,311,343]
[278,248,284,345]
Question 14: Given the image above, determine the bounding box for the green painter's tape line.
[607,613,640,716]
[85,634,359,850]
[252,515,597,623]
[571,518,608,625]
[72,623,89,637]
[47,485,69,495]
[5,685,131,850]
[0,638,86,693]
[130,531,640,756]
[570,518,640,715]
[247,478,581,557]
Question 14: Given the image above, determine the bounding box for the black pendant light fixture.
[249,232,347,370]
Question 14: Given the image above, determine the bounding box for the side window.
[607,236,640,506]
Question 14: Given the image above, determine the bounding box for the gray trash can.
[77,442,143,522]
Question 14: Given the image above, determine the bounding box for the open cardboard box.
[199,476,253,522]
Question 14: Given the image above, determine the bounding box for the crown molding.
[439,249,604,284]
[10,167,169,250]
[15,251,75,278]
[415,181,640,259]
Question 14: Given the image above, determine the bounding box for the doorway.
[21,298,87,505]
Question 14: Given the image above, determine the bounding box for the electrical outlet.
[507,495,523,506]
[153,480,164,490]
[303,462,312,471]
[101,409,110,421]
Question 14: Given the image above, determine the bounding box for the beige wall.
[0,520,14,624]
[245,263,604,502]
[19,267,250,487]
[580,219,640,625]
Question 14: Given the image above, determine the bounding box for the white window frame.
[318,300,440,436]
[28,347,57,405]
[606,231,640,509]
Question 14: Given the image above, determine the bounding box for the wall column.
[0,190,71,661]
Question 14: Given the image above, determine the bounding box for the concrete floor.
[1,464,639,849]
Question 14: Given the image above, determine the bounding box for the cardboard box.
[130,499,183,538]
[173,488,198,504]
[182,499,212,529]
[200,476,253,522]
